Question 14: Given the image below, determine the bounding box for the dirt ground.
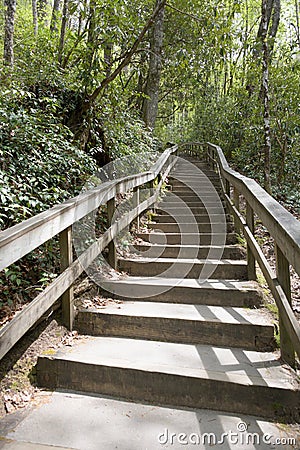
[0,279,121,419]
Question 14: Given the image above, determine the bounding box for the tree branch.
[165,3,203,23]
[84,0,167,111]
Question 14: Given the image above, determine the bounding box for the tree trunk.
[3,0,17,67]
[295,0,300,48]
[104,42,113,77]
[257,0,274,39]
[261,0,272,193]
[37,0,48,22]
[256,0,280,57]
[50,0,61,33]
[268,0,281,53]
[32,0,38,36]
[58,0,69,64]
[142,0,165,129]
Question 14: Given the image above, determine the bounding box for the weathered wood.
[0,146,178,271]
[107,198,117,269]
[276,244,295,367]
[133,186,140,232]
[59,227,74,330]
[246,201,256,280]
[0,184,160,360]
[233,187,241,234]
[225,179,230,197]
[209,142,300,278]
[224,192,300,361]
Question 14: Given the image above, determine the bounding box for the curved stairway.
[37,157,300,422]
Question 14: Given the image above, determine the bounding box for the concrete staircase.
[36,157,300,422]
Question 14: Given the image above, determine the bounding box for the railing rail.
[0,145,178,359]
[182,141,300,367]
[2,141,299,368]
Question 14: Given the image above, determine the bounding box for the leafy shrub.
[0,94,97,229]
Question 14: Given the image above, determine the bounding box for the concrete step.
[100,277,263,307]
[159,194,225,207]
[148,222,233,233]
[152,214,231,223]
[75,302,275,351]
[154,206,227,215]
[2,392,296,449]
[169,182,222,191]
[169,177,221,184]
[118,258,248,279]
[169,189,222,196]
[136,232,237,245]
[160,196,225,204]
[36,337,300,421]
[130,244,244,259]
[170,174,220,181]
[161,195,224,203]
[156,200,226,214]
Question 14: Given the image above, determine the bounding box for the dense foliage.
[0,0,299,315]
[1,0,299,211]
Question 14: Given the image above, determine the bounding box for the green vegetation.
[0,0,299,317]
[1,0,299,223]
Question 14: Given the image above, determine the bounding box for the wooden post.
[275,243,295,367]
[233,187,241,234]
[225,179,230,197]
[206,145,210,165]
[209,147,213,169]
[107,197,117,269]
[246,201,256,280]
[133,186,140,232]
[59,227,74,330]
[152,175,160,213]
[211,148,216,172]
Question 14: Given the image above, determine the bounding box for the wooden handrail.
[0,147,177,271]
[208,143,300,278]
[0,145,177,359]
[181,142,300,367]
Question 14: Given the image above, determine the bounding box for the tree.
[261,0,272,193]
[32,0,38,36]
[85,0,167,110]
[58,0,69,64]
[50,0,61,33]
[256,0,281,56]
[142,0,166,129]
[3,0,17,67]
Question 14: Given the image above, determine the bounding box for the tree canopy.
[1,0,300,226]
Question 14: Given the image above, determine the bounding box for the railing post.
[133,186,140,232]
[207,146,211,168]
[152,175,161,212]
[246,201,256,280]
[107,197,117,269]
[59,226,74,330]
[206,144,210,166]
[275,243,295,367]
[225,179,230,197]
[233,187,241,234]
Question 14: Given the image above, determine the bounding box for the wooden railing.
[2,141,299,368]
[182,142,300,367]
[0,145,178,359]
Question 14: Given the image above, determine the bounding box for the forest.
[0,0,299,306]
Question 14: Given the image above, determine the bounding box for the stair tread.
[119,257,246,265]
[102,277,258,290]
[79,301,272,326]
[46,337,298,390]
[137,232,235,236]
[133,244,239,249]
